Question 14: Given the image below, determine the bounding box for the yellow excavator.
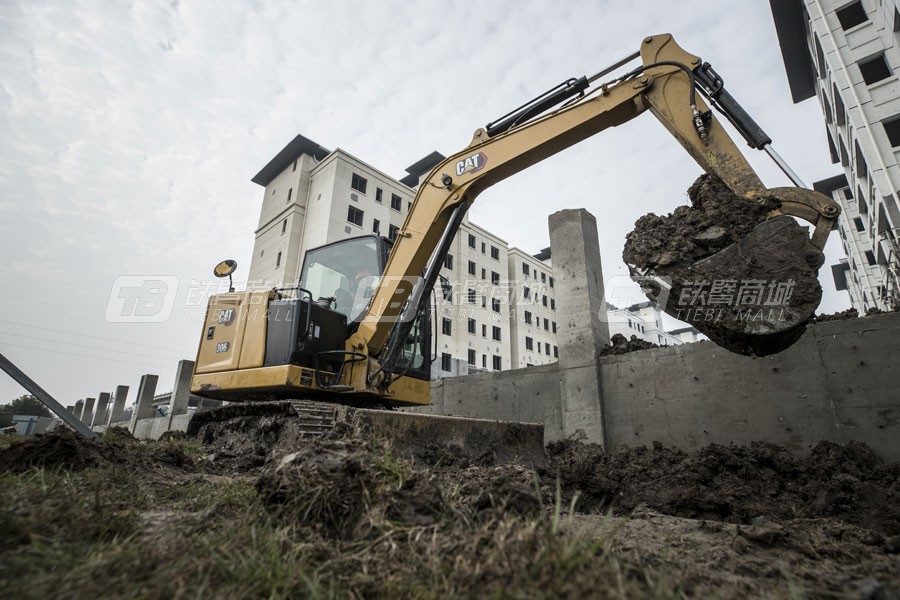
[190,34,839,407]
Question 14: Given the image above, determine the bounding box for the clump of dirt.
[599,333,659,356]
[547,439,900,537]
[0,428,128,472]
[812,307,859,323]
[624,175,779,268]
[623,175,824,356]
[0,427,195,473]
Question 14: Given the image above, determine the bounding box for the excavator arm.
[350,34,839,392]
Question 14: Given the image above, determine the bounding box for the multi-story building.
[607,301,689,347]
[771,0,900,311]
[246,134,545,378]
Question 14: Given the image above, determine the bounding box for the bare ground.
[1,419,898,599]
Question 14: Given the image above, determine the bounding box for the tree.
[0,394,52,418]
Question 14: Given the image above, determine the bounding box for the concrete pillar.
[80,397,96,426]
[66,404,75,417]
[108,385,129,424]
[129,375,159,433]
[92,392,110,428]
[546,209,610,446]
[73,400,84,421]
[167,360,194,418]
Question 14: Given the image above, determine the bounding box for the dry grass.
[0,433,677,600]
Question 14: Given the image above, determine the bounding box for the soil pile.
[623,175,824,356]
[599,333,659,356]
[547,439,900,537]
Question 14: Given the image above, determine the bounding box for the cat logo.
[455,152,487,177]
[217,308,235,326]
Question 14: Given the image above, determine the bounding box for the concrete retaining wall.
[418,312,900,460]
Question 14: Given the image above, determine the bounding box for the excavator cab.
[192,235,433,404]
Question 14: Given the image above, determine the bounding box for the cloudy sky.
[0,0,849,407]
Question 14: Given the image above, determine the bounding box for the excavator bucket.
[624,175,833,356]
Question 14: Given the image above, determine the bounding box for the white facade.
[606,302,692,347]
[773,0,900,311]
[507,248,559,368]
[247,136,545,378]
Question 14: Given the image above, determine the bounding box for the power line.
[0,319,189,353]
[0,342,177,370]
[0,331,187,360]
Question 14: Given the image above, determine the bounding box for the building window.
[467,289,476,304]
[468,318,476,334]
[441,318,452,336]
[854,217,865,232]
[351,173,367,194]
[855,141,868,177]
[814,35,826,79]
[481,242,486,254]
[408,201,412,211]
[883,117,900,147]
[275,251,282,268]
[836,2,868,31]
[540,272,546,283]
[482,324,487,337]
[467,349,476,366]
[492,355,501,371]
[491,271,500,285]
[895,6,900,32]
[492,326,501,341]
[523,287,531,299]
[389,224,399,241]
[839,136,849,168]
[281,220,287,234]
[859,54,892,86]
[445,254,454,269]
[545,344,551,356]
[551,299,556,310]
[490,246,499,260]
[491,298,501,313]
[481,268,486,280]
[537,342,541,353]
[441,353,452,372]
[373,218,380,234]
[542,296,548,307]
[834,85,846,126]
[522,263,530,276]
[391,194,402,211]
[865,250,877,266]
[543,318,549,331]
[292,159,298,172]
[553,346,558,358]
[468,234,476,248]
[524,311,532,325]
[468,260,476,276]
[347,206,364,227]
[482,354,487,368]
[549,276,554,288]
[525,336,533,351]
[287,188,293,203]
[375,188,383,203]
[552,321,557,334]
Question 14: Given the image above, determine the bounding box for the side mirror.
[213,259,237,292]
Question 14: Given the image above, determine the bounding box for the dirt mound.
[623,175,824,356]
[599,333,659,356]
[0,428,196,473]
[547,439,900,536]
[0,428,128,472]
